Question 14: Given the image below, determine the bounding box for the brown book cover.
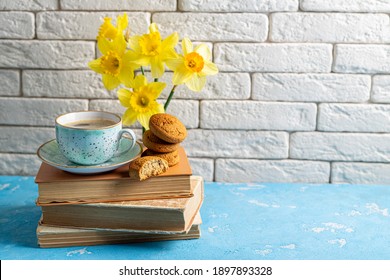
[40,176,204,233]
[37,213,202,248]
[36,147,193,205]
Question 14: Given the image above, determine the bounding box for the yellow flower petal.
[149,23,158,33]
[172,65,193,85]
[118,68,134,88]
[133,55,150,66]
[162,32,178,50]
[160,48,178,61]
[137,102,164,130]
[182,38,193,56]
[128,36,142,53]
[117,88,132,107]
[133,75,148,89]
[102,74,120,90]
[112,35,127,54]
[166,57,184,71]
[122,108,138,126]
[117,13,128,32]
[155,103,165,114]
[148,82,166,99]
[122,50,137,62]
[88,58,104,74]
[97,37,111,55]
[98,17,117,40]
[122,51,141,70]
[117,75,165,129]
[200,60,219,76]
[185,74,206,92]
[137,112,152,130]
[194,43,211,61]
[150,57,165,78]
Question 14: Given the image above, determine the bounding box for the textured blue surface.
[1,176,390,260]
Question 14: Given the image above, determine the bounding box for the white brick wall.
[1,0,390,184]
[271,13,390,43]
[290,132,390,162]
[153,13,268,42]
[0,0,58,11]
[23,70,112,98]
[0,98,88,125]
[300,0,390,12]
[215,43,333,72]
[0,41,95,68]
[0,12,35,39]
[60,0,176,11]
[334,45,390,73]
[216,159,330,183]
[37,12,150,39]
[200,101,317,130]
[252,74,370,102]
[372,76,390,103]
[178,0,299,12]
[0,70,20,96]
[318,104,390,132]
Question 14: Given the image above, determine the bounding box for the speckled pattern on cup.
[55,111,136,165]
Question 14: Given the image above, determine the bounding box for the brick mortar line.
[249,73,254,100]
[287,132,292,159]
[330,43,336,73]
[4,123,390,134]
[0,125,55,128]
[1,151,389,166]
[369,74,375,101]
[212,158,216,181]
[33,11,38,39]
[212,158,390,164]
[2,10,387,13]
[2,69,377,76]
[329,162,334,183]
[18,69,23,97]
[3,40,390,45]
[0,152,37,155]
[1,8,389,13]
[315,102,320,131]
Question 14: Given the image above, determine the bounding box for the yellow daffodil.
[166,38,218,92]
[129,23,178,78]
[88,35,140,90]
[117,75,165,129]
[97,13,128,41]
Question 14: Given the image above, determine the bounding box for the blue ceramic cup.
[55,111,136,165]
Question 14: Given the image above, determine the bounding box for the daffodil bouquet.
[88,13,218,130]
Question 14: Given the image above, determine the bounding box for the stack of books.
[35,147,204,248]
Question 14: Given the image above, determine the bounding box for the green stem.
[142,127,146,134]
[164,85,177,111]
[140,66,145,76]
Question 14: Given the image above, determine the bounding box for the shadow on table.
[0,205,41,248]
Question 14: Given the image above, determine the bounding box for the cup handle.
[113,128,136,157]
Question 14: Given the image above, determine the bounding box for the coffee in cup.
[55,111,136,165]
[65,119,117,129]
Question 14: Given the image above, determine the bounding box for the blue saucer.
[37,138,142,174]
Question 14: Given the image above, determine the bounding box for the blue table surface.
[0,176,390,260]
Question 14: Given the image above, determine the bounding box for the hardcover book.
[40,176,203,233]
[37,214,202,248]
[35,147,192,205]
